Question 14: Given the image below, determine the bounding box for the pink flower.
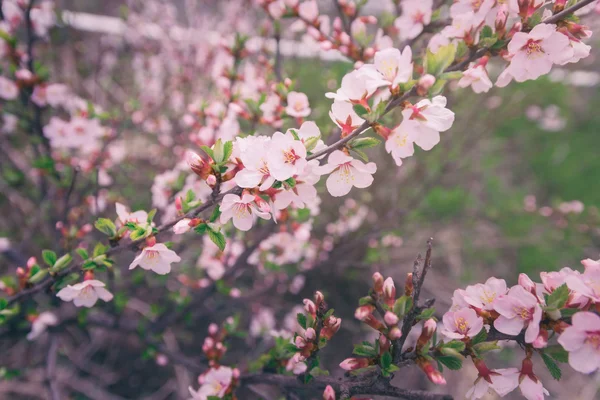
[266,131,308,181]
[499,360,549,400]
[129,243,181,275]
[56,279,114,308]
[0,77,19,100]
[493,285,542,343]
[317,150,376,197]
[372,46,413,88]
[464,277,507,311]
[458,64,493,93]
[466,367,519,399]
[441,307,484,340]
[339,357,369,371]
[326,67,388,103]
[394,0,433,40]
[323,385,335,400]
[285,91,311,118]
[503,23,572,83]
[298,0,319,22]
[235,136,275,190]
[565,260,600,303]
[27,312,58,341]
[173,219,193,234]
[385,118,418,167]
[558,311,600,373]
[329,101,365,135]
[401,96,455,151]
[286,353,307,374]
[220,193,271,231]
[189,366,233,399]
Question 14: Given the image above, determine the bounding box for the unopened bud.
[323,385,336,400]
[384,311,399,326]
[304,299,317,317]
[405,273,414,296]
[372,272,384,294]
[355,305,374,321]
[388,326,402,339]
[208,323,219,336]
[418,74,436,91]
[339,357,369,371]
[532,329,548,349]
[314,291,324,307]
[206,174,217,186]
[420,360,447,385]
[383,277,396,306]
[305,327,316,340]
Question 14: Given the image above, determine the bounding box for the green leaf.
[349,137,381,150]
[200,145,214,160]
[560,308,578,318]
[416,307,436,321]
[50,254,72,272]
[42,250,57,267]
[438,71,463,81]
[129,228,148,241]
[358,296,374,306]
[95,218,117,237]
[194,223,208,234]
[380,351,392,370]
[352,104,369,119]
[351,148,369,162]
[28,268,48,284]
[75,248,89,260]
[209,206,221,223]
[480,25,493,39]
[540,351,562,380]
[353,343,377,357]
[437,355,462,370]
[297,313,307,329]
[212,139,225,163]
[545,345,569,363]
[472,341,500,354]
[221,141,233,164]
[0,298,7,310]
[442,340,466,352]
[546,284,569,310]
[471,328,487,345]
[147,208,157,223]
[426,44,457,76]
[93,243,108,258]
[207,228,226,252]
[304,136,321,152]
[393,295,412,317]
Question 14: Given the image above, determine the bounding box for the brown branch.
[545,0,596,24]
[46,334,61,400]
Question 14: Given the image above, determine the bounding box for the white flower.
[56,279,114,308]
[325,67,388,103]
[129,243,181,275]
[401,96,454,151]
[220,193,270,231]
[458,64,493,93]
[266,131,307,181]
[329,101,365,135]
[189,366,233,399]
[234,136,275,190]
[27,312,58,341]
[385,119,418,166]
[317,150,377,197]
[373,46,413,88]
[285,91,311,118]
[173,219,193,234]
[0,76,19,100]
[394,0,433,40]
[116,202,151,229]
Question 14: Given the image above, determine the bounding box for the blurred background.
[1,0,600,399]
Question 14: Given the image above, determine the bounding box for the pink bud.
[384,311,399,326]
[518,273,536,294]
[363,47,375,58]
[420,360,446,385]
[314,291,324,306]
[419,74,436,90]
[295,336,307,348]
[230,288,241,298]
[27,257,37,268]
[320,40,333,51]
[304,299,317,316]
[354,305,374,321]
[372,272,384,294]
[388,327,402,339]
[339,357,369,371]
[206,175,217,186]
[208,323,219,336]
[532,329,548,349]
[305,327,316,340]
[233,368,240,379]
[323,385,336,400]
[333,17,343,31]
[423,319,436,335]
[383,277,396,306]
[175,196,183,212]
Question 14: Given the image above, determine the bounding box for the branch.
[544,0,596,24]
[46,334,61,400]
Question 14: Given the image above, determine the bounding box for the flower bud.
[206,174,217,186]
[304,299,317,317]
[383,277,396,306]
[27,257,37,269]
[419,74,436,91]
[186,150,206,177]
[173,218,192,234]
[372,272,384,294]
[232,368,240,379]
[175,196,183,212]
[419,360,446,385]
[384,311,399,326]
[323,385,336,400]
[518,273,536,294]
[532,329,548,349]
[354,305,374,321]
[339,357,369,371]
[295,336,307,349]
[388,326,402,339]
[208,323,219,336]
[305,327,316,340]
[314,291,324,307]
[405,273,414,296]
[417,319,436,349]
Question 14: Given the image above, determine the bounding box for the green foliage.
[540,351,562,380]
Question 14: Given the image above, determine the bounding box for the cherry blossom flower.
[129,243,181,275]
[266,131,307,181]
[558,311,600,373]
[493,285,542,343]
[401,96,455,151]
[463,277,507,311]
[56,279,114,308]
[298,0,319,23]
[441,307,484,340]
[394,0,433,40]
[372,46,413,88]
[458,64,493,93]
[325,67,388,103]
[565,259,600,303]
[466,367,519,399]
[329,100,365,135]
[116,202,151,229]
[0,77,19,100]
[27,312,58,341]
[294,121,326,154]
[503,23,573,83]
[220,193,271,231]
[173,218,193,234]
[285,91,311,118]
[316,150,377,197]
[189,366,233,399]
[235,136,275,190]
[385,119,418,166]
[286,352,308,374]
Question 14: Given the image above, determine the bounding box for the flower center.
[480,289,496,305]
[394,132,408,147]
[294,101,305,111]
[337,163,354,183]
[412,11,425,24]
[283,149,301,165]
[145,250,159,263]
[233,203,251,218]
[586,332,600,350]
[525,39,543,56]
[455,317,469,334]
[513,306,532,321]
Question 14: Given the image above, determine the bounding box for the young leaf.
[297,313,307,329]
[540,351,562,380]
[547,284,569,310]
[207,228,226,252]
[221,141,233,164]
[41,250,57,267]
[437,355,462,370]
[544,345,569,363]
[75,248,89,260]
[95,218,117,237]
